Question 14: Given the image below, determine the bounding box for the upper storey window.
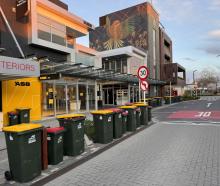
[37,14,74,48]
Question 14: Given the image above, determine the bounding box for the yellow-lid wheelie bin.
[57,114,85,156]
[91,110,114,144]
[134,103,148,125]
[3,124,42,182]
[120,106,137,132]
[107,108,123,139]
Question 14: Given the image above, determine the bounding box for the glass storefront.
[56,84,67,115]
[42,83,55,117]
[41,79,96,118]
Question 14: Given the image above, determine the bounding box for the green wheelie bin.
[154,97,162,106]
[8,112,19,126]
[134,103,148,125]
[148,106,152,122]
[121,111,128,135]
[91,110,114,144]
[135,107,141,128]
[46,127,65,165]
[108,108,123,139]
[3,124,42,182]
[120,106,137,132]
[57,114,85,156]
[16,108,31,124]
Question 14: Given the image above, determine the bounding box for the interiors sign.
[0,56,40,77]
[16,0,28,19]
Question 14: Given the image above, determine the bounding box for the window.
[116,60,121,73]
[122,59,127,74]
[37,14,74,49]
[102,58,128,73]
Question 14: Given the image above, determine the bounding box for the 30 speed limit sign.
[137,66,149,80]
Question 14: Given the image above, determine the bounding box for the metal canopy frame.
[40,61,165,85]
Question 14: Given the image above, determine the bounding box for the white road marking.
[207,103,212,108]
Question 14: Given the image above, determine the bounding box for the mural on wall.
[90,3,148,52]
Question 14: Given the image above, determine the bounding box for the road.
[46,96,220,186]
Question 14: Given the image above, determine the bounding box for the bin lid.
[91,110,113,115]
[134,103,148,107]
[122,111,128,116]
[16,107,31,111]
[3,124,42,133]
[56,114,85,119]
[120,106,137,109]
[47,127,65,133]
[164,96,174,98]
[106,108,123,113]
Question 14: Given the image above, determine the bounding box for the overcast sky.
[63,0,220,82]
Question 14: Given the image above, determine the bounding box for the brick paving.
[47,123,220,186]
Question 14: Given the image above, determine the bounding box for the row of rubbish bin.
[3,114,86,183]
[8,108,31,125]
[91,103,152,144]
[2,103,153,183]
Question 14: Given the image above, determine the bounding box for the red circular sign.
[140,80,149,91]
[137,66,149,80]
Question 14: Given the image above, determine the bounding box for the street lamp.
[193,70,197,84]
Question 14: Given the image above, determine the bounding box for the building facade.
[159,27,186,95]
[89,2,164,97]
[0,0,93,126]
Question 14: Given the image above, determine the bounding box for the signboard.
[140,80,149,91]
[16,0,28,19]
[39,74,60,81]
[0,56,40,79]
[137,66,149,80]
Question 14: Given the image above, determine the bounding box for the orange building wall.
[2,78,42,126]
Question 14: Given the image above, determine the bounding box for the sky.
[63,0,220,83]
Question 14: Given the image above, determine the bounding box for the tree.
[197,69,218,87]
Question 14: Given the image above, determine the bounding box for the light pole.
[193,70,197,84]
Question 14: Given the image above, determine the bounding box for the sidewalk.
[0,103,177,185]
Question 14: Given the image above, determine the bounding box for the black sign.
[39,74,60,81]
[16,0,28,19]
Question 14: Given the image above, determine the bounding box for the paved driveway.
[47,97,220,186]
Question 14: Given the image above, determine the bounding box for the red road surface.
[168,111,220,120]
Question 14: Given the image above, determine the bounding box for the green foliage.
[84,119,95,141]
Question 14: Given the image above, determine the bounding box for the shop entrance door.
[0,81,3,130]
[103,88,114,105]
[55,84,67,115]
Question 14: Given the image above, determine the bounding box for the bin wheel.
[4,171,13,181]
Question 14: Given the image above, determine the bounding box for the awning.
[40,61,165,85]
[0,56,40,80]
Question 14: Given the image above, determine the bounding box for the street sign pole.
[137,66,149,104]
[169,81,172,105]
[139,79,141,102]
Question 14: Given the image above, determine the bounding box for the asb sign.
[0,56,40,78]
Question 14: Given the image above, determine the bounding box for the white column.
[76,80,79,112]
[128,84,131,103]
[86,81,89,112]
[65,84,68,114]
[95,80,98,110]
